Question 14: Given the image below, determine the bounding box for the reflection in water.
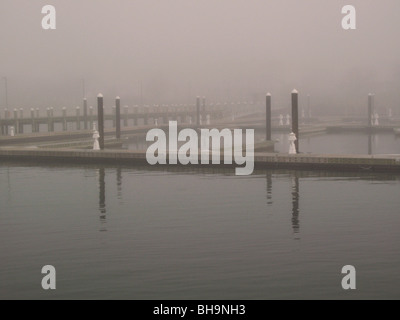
[99,167,107,231]
[291,175,300,238]
[117,167,122,200]
[266,172,272,205]
[265,171,300,238]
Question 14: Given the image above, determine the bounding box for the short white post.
[93,123,100,150]
[288,132,297,154]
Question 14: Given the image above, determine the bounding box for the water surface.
[0,163,400,299]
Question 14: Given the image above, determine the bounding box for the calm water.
[272,132,400,155]
[1,162,400,300]
[124,132,400,155]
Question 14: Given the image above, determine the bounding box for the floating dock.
[1,148,399,173]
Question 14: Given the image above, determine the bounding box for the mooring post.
[50,107,54,132]
[97,94,105,150]
[368,93,373,128]
[76,106,81,130]
[13,108,18,135]
[116,96,121,139]
[133,106,138,126]
[62,107,67,131]
[196,96,200,126]
[266,93,272,141]
[46,108,50,132]
[291,89,299,153]
[35,108,39,132]
[83,98,88,130]
[30,108,35,133]
[19,108,24,133]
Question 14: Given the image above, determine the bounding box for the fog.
[1,0,400,114]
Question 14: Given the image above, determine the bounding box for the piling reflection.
[291,175,300,238]
[117,167,122,200]
[265,171,300,238]
[98,167,107,231]
[266,172,272,205]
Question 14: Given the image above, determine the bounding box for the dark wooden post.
[368,93,373,128]
[30,108,35,133]
[97,94,105,150]
[83,98,88,130]
[76,106,81,130]
[196,96,200,126]
[35,108,40,132]
[291,89,299,153]
[50,107,54,132]
[18,108,23,133]
[46,108,50,132]
[13,108,18,135]
[266,93,272,141]
[62,107,67,131]
[116,96,121,139]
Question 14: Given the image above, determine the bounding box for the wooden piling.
[368,93,373,128]
[97,94,105,150]
[196,96,200,126]
[30,108,35,133]
[291,89,299,153]
[83,98,88,130]
[76,106,81,130]
[266,93,272,141]
[18,108,24,133]
[62,107,67,131]
[116,97,121,139]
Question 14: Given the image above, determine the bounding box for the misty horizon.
[1,0,400,115]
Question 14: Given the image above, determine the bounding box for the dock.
[1,148,399,173]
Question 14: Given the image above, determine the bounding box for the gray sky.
[1,0,400,114]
